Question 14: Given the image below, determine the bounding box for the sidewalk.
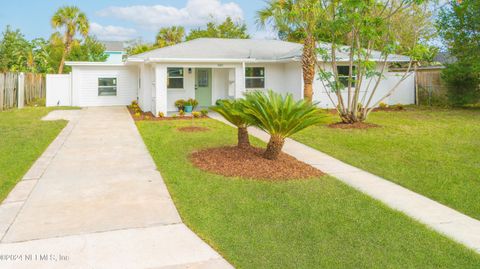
[209,112,480,253]
[0,107,233,269]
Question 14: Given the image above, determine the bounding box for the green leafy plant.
[175,99,186,111]
[211,99,251,149]
[442,62,480,107]
[171,114,178,118]
[179,110,185,117]
[158,112,165,118]
[243,90,324,160]
[200,109,209,116]
[134,112,141,117]
[391,103,405,110]
[379,102,388,109]
[187,98,199,109]
[192,111,201,118]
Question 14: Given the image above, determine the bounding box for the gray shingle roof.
[128,38,410,62]
[101,41,125,52]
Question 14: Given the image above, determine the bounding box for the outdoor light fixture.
[188,68,192,74]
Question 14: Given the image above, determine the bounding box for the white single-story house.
[46,38,415,115]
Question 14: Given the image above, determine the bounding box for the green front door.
[195,68,212,107]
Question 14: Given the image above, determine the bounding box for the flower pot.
[184,105,193,113]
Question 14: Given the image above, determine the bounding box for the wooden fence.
[0,72,45,111]
[416,67,448,106]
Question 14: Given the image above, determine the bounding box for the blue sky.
[0,0,274,42]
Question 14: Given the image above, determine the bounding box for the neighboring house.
[47,38,414,115]
[101,41,125,63]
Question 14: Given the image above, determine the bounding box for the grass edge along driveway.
[0,107,71,202]
[137,118,480,268]
[293,107,480,220]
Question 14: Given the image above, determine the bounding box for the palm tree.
[51,6,89,74]
[211,100,251,149]
[243,90,323,160]
[156,26,185,48]
[257,0,324,103]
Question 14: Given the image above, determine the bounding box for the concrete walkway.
[0,107,232,269]
[209,112,480,253]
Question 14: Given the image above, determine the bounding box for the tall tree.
[437,0,480,106]
[186,17,249,40]
[156,26,185,48]
[0,26,31,72]
[51,6,89,74]
[257,0,324,103]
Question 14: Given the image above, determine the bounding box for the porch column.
[234,63,246,98]
[155,64,168,116]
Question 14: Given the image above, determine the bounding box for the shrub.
[442,62,480,107]
[158,112,165,118]
[192,111,201,118]
[171,114,178,118]
[243,90,324,160]
[179,110,185,116]
[175,99,186,111]
[378,102,388,109]
[134,112,141,117]
[391,103,405,110]
[131,100,138,106]
[200,109,209,116]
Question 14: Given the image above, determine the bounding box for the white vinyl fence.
[46,74,71,107]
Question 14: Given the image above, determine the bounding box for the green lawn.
[137,118,480,268]
[0,107,69,202]
[293,107,480,220]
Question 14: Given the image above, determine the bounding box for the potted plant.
[188,98,199,110]
[184,100,194,113]
[174,99,185,111]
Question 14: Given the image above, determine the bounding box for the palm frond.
[243,90,324,138]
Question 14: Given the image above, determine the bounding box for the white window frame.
[336,65,356,88]
[167,67,184,89]
[245,67,265,89]
[98,77,117,96]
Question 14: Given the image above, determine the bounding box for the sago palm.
[243,90,323,160]
[51,6,89,74]
[211,100,252,149]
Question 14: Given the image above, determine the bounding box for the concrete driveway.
[0,107,232,269]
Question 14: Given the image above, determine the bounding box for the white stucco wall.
[71,65,138,107]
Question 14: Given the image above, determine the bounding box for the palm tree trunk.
[263,134,285,160]
[237,127,250,149]
[302,34,316,103]
[58,49,67,74]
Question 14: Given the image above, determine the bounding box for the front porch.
[150,63,246,116]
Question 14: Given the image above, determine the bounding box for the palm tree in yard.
[243,90,324,160]
[211,100,252,149]
[156,26,185,48]
[51,6,89,74]
[257,0,323,103]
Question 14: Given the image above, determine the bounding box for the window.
[98,78,117,96]
[245,67,265,88]
[337,66,356,88]
[167,68,184,89]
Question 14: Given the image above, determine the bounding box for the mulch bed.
[177,126,210,132]
[190,146,324,180]
[328,122,379,129]
[127,106,208,121]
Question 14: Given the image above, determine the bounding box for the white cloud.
[90,22,137,41]
[97,0,244,29]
